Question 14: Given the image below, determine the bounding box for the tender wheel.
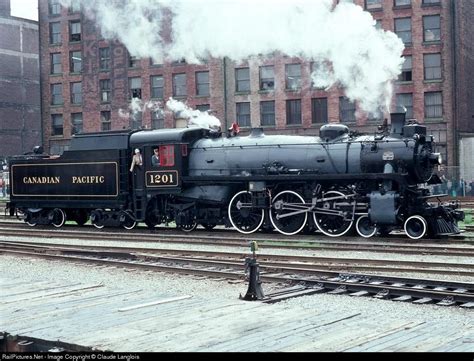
[404,215,427,240]
[90,209,105,229]
[228,190,265,234]
[313,190,355,237]
[50,208,66,228]
[355,215,377,238]
[270,190,308,236]
[179,222,197,232]
[25,213,37,227]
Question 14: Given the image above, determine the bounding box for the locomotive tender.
[6,111,463,239]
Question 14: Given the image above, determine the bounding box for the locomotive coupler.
[240,241,265,301]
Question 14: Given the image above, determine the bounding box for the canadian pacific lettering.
[72,176,105,184]
[23,176,60,184]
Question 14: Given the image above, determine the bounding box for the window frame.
[51,114,63,136]
[69,20,81,42]
[311,98,328,124]
[260,100,275,126]
[424,53,442,80]
[69,50,82,73]
[286,99,302,125]
[235,68,250,93]
[195,71,210,96]
[394,17,412,45]
[236,102,251,127]
[285,64,302,90]
[50,53,62,74]
[259,66,275,91]
[172,73,187,97]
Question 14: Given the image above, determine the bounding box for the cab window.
[159,145,175,167]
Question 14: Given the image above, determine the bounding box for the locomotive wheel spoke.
[228,190,264,234]
[270,190,308,236]
[313,190,354,237]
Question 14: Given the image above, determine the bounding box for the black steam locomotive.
[6,111,463,239]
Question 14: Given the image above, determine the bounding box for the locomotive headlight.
[429,153,442,165]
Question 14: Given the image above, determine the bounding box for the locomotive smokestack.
[390,106,406,135]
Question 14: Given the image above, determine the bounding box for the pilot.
[130,148,143,172]
[151,148,160,167]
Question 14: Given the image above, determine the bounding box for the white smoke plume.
[61,0,404,114]
[166,98,221,130]
[119,97,221,130]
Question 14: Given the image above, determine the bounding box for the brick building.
[0,0,41,162]
[38,0,473,172]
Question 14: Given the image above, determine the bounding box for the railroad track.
[1,241,473,307]
[1,224,473,256]
[2,239,473,276]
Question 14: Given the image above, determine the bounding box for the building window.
[196,104,210,112]
[365,0,382,10]
[71,113,83,135]
[395,18,411,45]
[260,101,275,126]
[375,19,382,29]
[51,83,63,105]
[394,0,411,7]
[425,92,443,119]
[151,110,164,129]
[424,53,441,80]
[99,79,111,103]
[99,47,111,70]
[339,97,356,122]
[49,22,61,44]
[101,111,111,131]
[69,51,82,73]
[70,82,82,104]
[172,73,187,97]
[172,58,187,66]
[396,93,413,119]
[259,66,275,91]
[51,114,63,136]
[422,0,440,5]
[129,54,139,68]
[423,15,441,42]
[235,68,250,92]
[50,53,62,74]
[286,99,302,125]
[48,0,61,15]
[151,76,164,99]
[196,71,209,96]
[129,77,142,99]
[69,20,81,42]
[68,0,80,13]
[398,55,412,82]
[236,102,251,127]
[285,64,302,90]
[311,98,328,124]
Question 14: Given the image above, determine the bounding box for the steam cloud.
[62,0,405,114]
[119,98,221,130]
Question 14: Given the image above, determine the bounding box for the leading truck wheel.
[404,215,427,240]
[228,190,265,234]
